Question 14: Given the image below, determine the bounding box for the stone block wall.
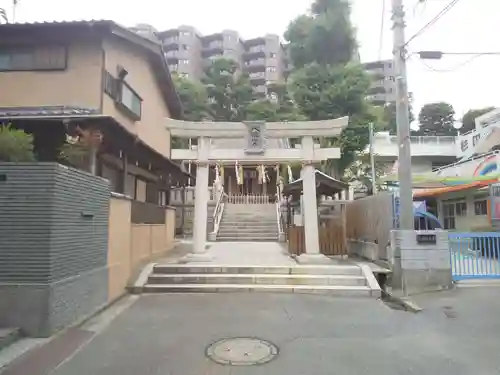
[0,163,110,336]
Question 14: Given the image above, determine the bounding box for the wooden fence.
[287,217,347,256]
[345,192,394,258]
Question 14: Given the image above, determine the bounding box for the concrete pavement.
[4,292,491,375]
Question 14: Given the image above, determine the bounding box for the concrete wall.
[107,195,176,302]
[0,163,110,337]
[391,230,453,295]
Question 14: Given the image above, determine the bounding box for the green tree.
[417,102,455,136]
[172,73,211,122]
[245,84,307,122]
[284,0,356,69]
[343,151,387,194]
[288,62,375,170]
[461,107,495,134]
[382,102,415,135]
[203,58,254,121]
[0,124,36,162]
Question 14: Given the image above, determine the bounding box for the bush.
[0,124,36,162]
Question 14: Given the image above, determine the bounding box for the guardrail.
[227,194,271,204]
[382,135,456,144]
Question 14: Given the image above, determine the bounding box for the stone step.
[216,236,278,241]
[147,274,367,286]
[220,221,277,226]
[153,264,363,276]
[142,284,375,296]
[218,228,278,233]
[218,233,278,237]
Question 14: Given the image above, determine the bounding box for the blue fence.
[449,232,500,280]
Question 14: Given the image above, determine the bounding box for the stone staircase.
[181,204,215,238]
[217,203,278,242]
[141,264,380,297]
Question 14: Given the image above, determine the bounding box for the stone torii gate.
[166,117,349,264]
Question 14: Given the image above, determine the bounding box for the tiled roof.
[0,106,100,118]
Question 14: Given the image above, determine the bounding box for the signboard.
[457,128,490,159]
[392,194,400,229]
[244,121,265,154]
[416,233,437,245]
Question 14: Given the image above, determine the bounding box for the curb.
[381,291,423,313]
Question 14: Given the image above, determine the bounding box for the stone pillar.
[181,137,213,263]
[296,136,331,264]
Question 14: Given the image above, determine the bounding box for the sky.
[3,0,499,121]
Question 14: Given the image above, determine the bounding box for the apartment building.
[153,25,286,94]
[362,59,396,105]
[158,25,205,80]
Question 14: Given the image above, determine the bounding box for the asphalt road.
[39,291,500,375]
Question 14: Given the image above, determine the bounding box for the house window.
[180,31,191,37]
[455,201,467,217]
[120,82,142,119]
[103,70,142,120]
[442,203,456,229]
[103,71,118,98]
[474,200,488,216]
[180,59,189,64]
[0,45,67,71]
[266,66,276,72]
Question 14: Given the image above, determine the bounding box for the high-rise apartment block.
[155,26,286,95]
[362,59,397,105]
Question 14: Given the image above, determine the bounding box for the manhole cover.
[206,337,278,366]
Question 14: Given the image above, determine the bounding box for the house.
[413,180,495,231]
[0,20,190,203]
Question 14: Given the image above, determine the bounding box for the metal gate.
[449,232,500,280]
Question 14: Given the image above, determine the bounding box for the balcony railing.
[371,133,458,157]
[385,135,456,144]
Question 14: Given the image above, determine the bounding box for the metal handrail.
[211,188,226,236]
[275,193,284,237]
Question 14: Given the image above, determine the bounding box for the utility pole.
[391,0,414,229]
[368,122,377,195]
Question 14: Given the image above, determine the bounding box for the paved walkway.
[3,289,500,374]
[10,292,498,375]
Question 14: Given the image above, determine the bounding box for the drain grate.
[206,337,278,366]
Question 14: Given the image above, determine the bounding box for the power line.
[377,0,386,61]
[404,0,461,47]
